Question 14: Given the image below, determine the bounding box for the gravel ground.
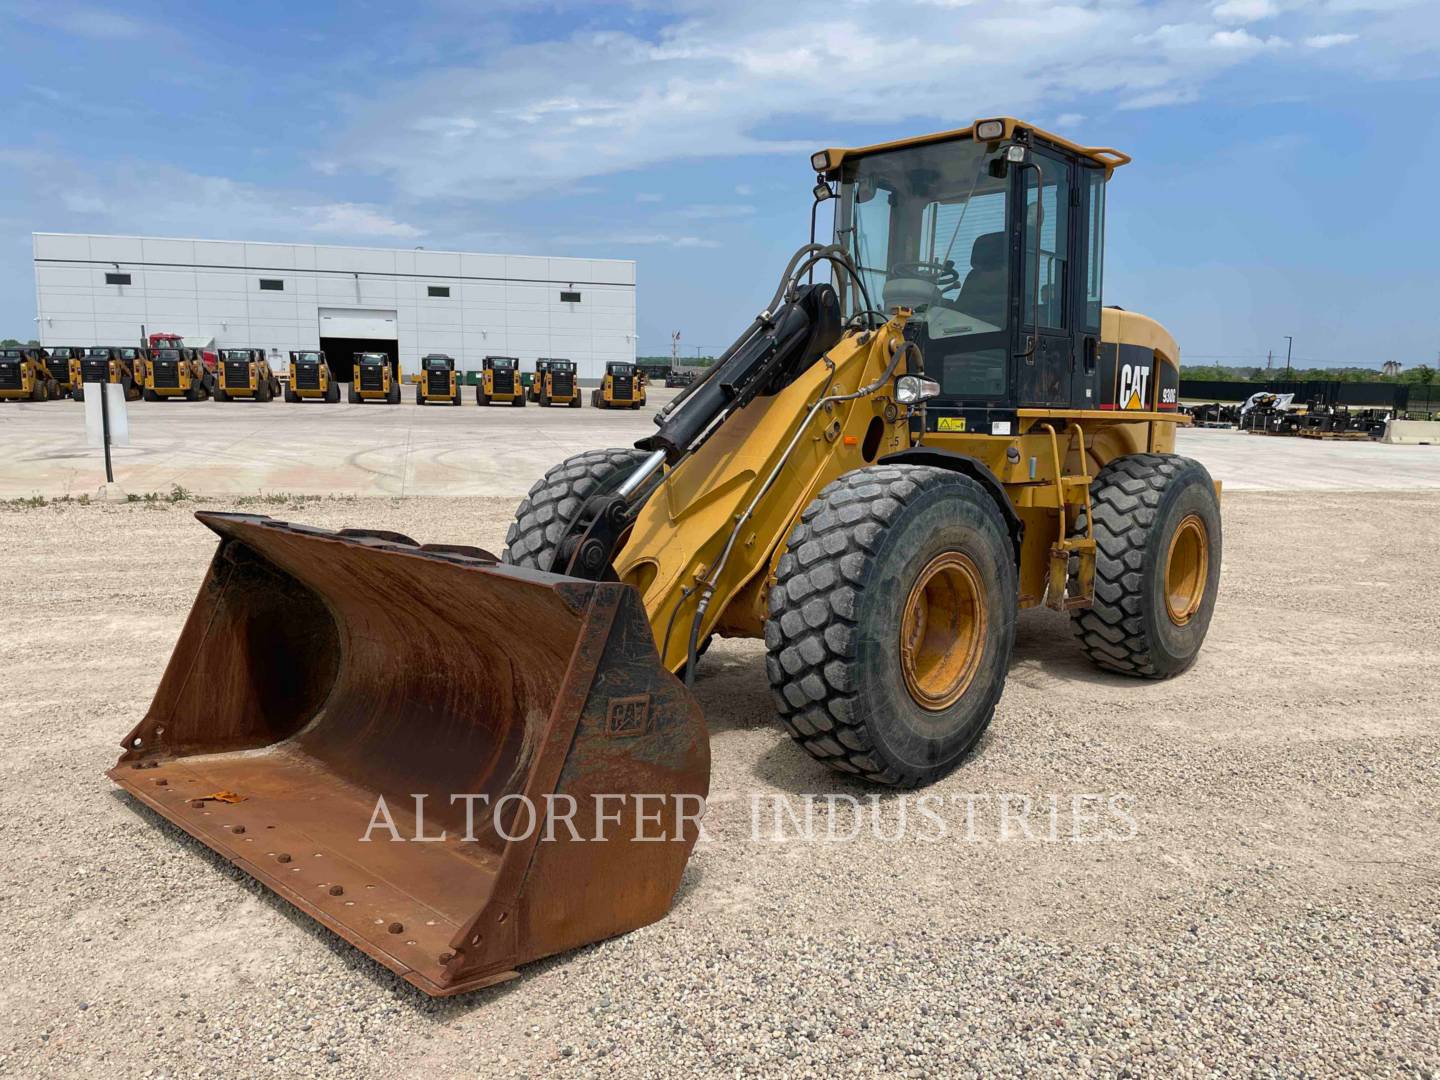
[0,490,1437,1078]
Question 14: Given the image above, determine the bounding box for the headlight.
[810,150,833,172]
[974,119,1005,141]
[894,375,941,405]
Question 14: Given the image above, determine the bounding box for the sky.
[2,0,1437,368]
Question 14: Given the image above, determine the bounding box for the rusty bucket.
[109,512,709,996]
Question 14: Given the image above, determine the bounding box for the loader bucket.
[108,512,708,997]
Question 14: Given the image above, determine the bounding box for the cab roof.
[813,117,1131,179]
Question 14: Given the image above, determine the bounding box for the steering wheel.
[889,259,960,291]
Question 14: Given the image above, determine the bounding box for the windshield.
[358,353,386,365]
[838,137,1011,397]
[221,350,251,360]
[423,356,452,370]
[1,350,20,359]
[489,357,514,369]
[611,364,633,375]
[155,350,181,360]
[86,348,110,356]
[295,352,321,363]
[118,349,139,359]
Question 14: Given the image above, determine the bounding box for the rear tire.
[285,387,298,403]
[325,383,340,404]
[144,388,159,402]
[502,447,654,571]
[1071,453,1221,678]
[347,384,359,404]
[72,385,84,402]
[765,465,1017,787]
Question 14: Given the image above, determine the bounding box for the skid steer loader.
[590,361,644,409]
[215,349,282,402]
[348,351,402,404]
[45,347,83,399]
[535,358,581,407]
[111,118,1220,997]
[527,359,551,403]
[0,346,60,402]
[284,350,340,403]
[416,353,463,405]
[73,346,145,402]
[144,346,213,401]
[476,355,525,406]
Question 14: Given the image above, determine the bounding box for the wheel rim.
[1164,514,1209,626]
[899,552,986,711]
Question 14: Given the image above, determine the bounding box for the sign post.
[83,382,130,502]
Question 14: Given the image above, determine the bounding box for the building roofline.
[30,232,636,267]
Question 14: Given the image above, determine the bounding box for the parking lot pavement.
[1,393,1437,499]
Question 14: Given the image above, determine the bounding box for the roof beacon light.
[974,119,1005,141]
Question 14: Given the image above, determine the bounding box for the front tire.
[502,447,654,571]
[1071,453,1221,678]
[765,465,1017,787]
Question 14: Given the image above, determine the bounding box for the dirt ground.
[0,491,1437,1078]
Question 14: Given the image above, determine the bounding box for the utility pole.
[1284,335,1294,379]
[670,331,680,368]
[1266,350,1273,372]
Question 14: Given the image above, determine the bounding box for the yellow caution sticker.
[937,416,967,432]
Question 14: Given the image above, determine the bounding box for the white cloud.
[321,0,1407,203]
[19,154,424,242]
[1212,0,1278,24]
[1305,32,1359,46]
[302,203,423,238]
[555,232,722,249]
[635,192,665,203]
[1210,28,1289,48]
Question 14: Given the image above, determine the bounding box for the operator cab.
[357,352,388,367]
[423,354,455,371]
[823,118,1127,432]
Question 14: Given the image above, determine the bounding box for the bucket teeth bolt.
[276,853,292,863]
[231,825,245,834]
[387,921,404,935]
[328,885,344,896]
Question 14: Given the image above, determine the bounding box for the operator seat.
[954,232,1007,327]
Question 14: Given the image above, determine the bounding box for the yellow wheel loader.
[215,348,282,402]
[476,355,525,406]
[535,358,581,407]
[284,350,340,403]
[415,353,463,405]
[0,346,61,402]
[110,118,1219,997]
[590,361,644,409]
[144,346,214,401]
[72,346,145,402]
[348,351,402,404]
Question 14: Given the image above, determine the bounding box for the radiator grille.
[551,372,574,397]
[360,367,385,391]
[612,376,633,400]
[82,359,111,383]
[0,362,20,390]
[427,370,451,396]
[296,364,321,390]
[152,362,181,389]
[224,361,251,388]
[493,371,515,395]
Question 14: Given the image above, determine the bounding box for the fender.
[879,447,1024,565]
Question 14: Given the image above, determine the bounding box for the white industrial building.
[31,233,636,382]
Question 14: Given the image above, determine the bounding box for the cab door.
[1015,147,1076,407]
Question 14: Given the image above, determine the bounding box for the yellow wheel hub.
[899,552,986,711]
[1164,514,1209,626]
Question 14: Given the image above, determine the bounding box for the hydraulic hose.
[682,338,920,686]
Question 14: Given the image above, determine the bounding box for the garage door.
[318,308,398,339]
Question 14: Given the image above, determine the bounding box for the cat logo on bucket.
[1118,363,1151,411]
